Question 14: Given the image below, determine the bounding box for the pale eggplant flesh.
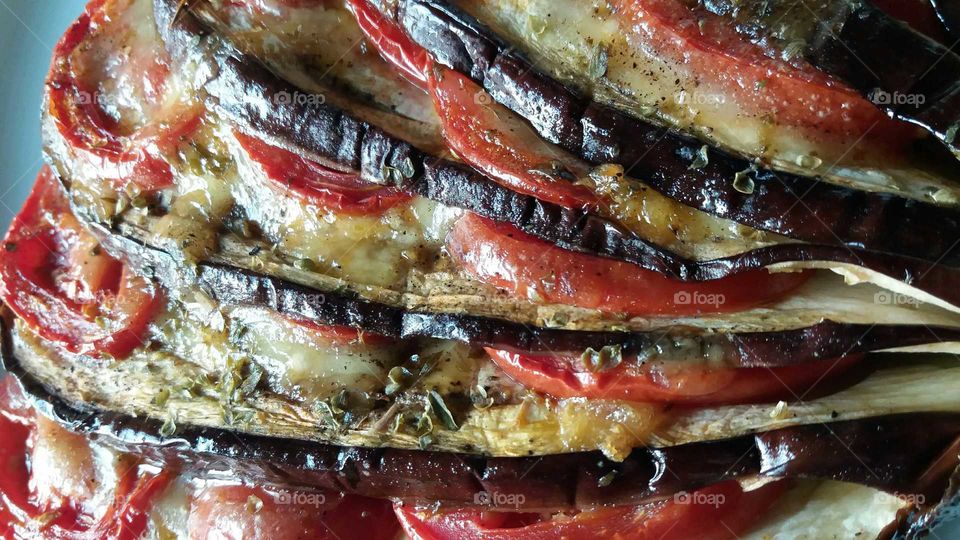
[394,0,960,264]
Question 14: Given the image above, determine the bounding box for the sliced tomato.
[448,213,809,316]
[282,316,395,346]
[0,168,162,359]
[0,375,172,539]
[485,347,861,405]
[46,0,201,191]
[427,67,599,209]
[347,0,432,89]
[234,131,412,214]
[349,0,598,209]
[0,380,34,537]
[188,484,398,540]
[89,469,174,540]
[397,479,787,540]
[610,0,911,141]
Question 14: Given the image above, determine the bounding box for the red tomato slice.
[397,479,787,540]
[448,213,809,316]
[0,167,162,359]
[89,469,174,540]
[349,0,598,209]
[485,347,861,405]
[427,67,599,209]
[188,484,398,540]
[610,0,911,142]
[234,131,412,214]
[0,382,34,536]
[347,0,432,89]
[282,315,395,346]
[0,375,172,540]
[46,0,201,191]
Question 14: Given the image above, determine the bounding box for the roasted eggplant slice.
[5,337,959,512]
[74,188,960,357]
[389,0,960,259]
[8,285,960,459]
[455,0,960,186]
[3,363,955,538]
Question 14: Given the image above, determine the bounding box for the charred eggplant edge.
[391,0,960,263]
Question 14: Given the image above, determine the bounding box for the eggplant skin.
[4,323,959,516]
[801,1,960,158]
[396,0,960,265]
[931,0,960,43]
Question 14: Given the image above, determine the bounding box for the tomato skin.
[234,131,411,214]
[427,67,599,209]
[397,480,787,540]
[347,0,432,89]
[0,375,172,540]
[349,0,599,209]
[485,347,861,405]
[282,316,394,346]
[610,0,912,143]
[0,389,34,537]
[0,168,162,359]
[188,485,398,540]
[46,0,201,191]
[448,213,809,316]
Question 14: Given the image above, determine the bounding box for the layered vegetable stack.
[2,0,960,537]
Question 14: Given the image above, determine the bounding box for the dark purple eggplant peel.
[150,0,960,311]
[930,0,960,42]
[3,319,958,514]
[391,0,960,265]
